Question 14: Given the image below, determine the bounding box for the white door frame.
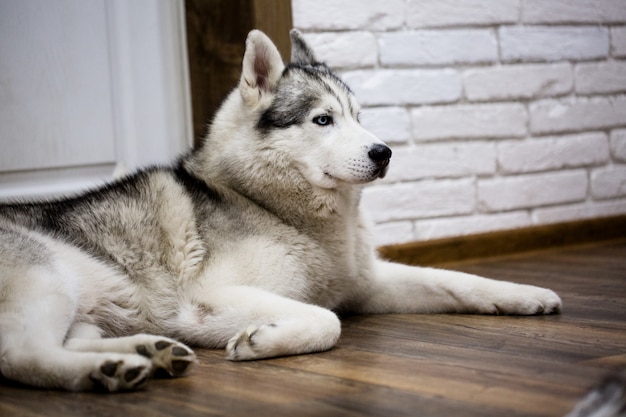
[0,0,193,200]
[106,0,193,171]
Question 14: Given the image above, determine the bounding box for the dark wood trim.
[184,0,293,145]
[378,215,626,266]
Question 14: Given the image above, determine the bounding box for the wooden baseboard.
[377,215,626,266]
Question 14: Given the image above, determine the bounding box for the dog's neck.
[185,93,363,233]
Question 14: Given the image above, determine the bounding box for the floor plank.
[1,240,625,416]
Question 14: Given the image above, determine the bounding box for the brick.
[302,32,377,69]
[413,212,531,241]
[591,166,626,199]
[292,0,404,31]
[498,133,609,174]
[342,69,461,106]
[411,103,527,141]
[575,61,626,95]
[385,142,496,182]
[612,27,626,57]
[500,26,609,62]
[379,30,497,66]
[529,97,626,135]
[533,199,626,224]
[362,179,475,222]
[406,0,519,28]
[522,0,626,23]
[370,221,416,246]
[359,107,411,144]
[463,63,572,101]
[478,170,588,212]
[611,129,626,162]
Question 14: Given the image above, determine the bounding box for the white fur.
[0,29,561,392]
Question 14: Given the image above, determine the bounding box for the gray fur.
[290,29,318,65]
[566,371,626,417]
[258,61,355,132]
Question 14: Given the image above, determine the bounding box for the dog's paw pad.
[123,366,145,383]
[154,341,172,350]
[171,360,192,374]
[135,344,152,358]
[100,360,120,377]
[89,357,151,392]
[135,338,196,378]
[172,346,192,357]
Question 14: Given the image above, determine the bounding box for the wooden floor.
[1,239,625,416]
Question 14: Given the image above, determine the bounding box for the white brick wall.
[613,27,626,57]
[612,129,626,162]
[521,0,626,24]
[359,107,411,144]
[407,0,519,28]
[463,63,573,101]
[383,142,496,182]
[379,30,498,65]
[362,178,476,222]
[529,97,626,134]
[592,166,626,199]
[300,32,378,68]
[342,69,462,105]
[497,133,610,174]
[292,0,404,31]
[292,0,626,246]
[499,26,610,62]
[575,62,626,94]
[411,103,527,141]
[477,170,589,211]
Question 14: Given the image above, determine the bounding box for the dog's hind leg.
[174,285,341,361]
[0,266,151,391]
[65,329,196,378]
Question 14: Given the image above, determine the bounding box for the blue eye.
[313,115,333,126]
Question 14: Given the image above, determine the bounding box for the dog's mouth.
[323,167,389,185]
[321,157,390,186]
[375,164,389,179]
[375,159,390,179]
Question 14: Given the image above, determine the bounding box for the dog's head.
[237,30,391,190]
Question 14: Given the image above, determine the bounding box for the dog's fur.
[0,30,562,392]
[565,371,626,417]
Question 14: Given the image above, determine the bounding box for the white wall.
[293,0,626,246]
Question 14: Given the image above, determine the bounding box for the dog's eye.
[313,115,333,126]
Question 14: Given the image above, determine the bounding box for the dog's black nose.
[368,144,392,168]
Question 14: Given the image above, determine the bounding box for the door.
[0,0,192,199]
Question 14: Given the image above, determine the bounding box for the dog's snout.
[368,144,392,168]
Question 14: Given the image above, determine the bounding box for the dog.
[0,29,562,392]
[565,370,626,417]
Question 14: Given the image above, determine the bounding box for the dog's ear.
[290,29,318,65]
[240,30,285,107]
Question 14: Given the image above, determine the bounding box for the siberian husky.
[565,370,626,417]
[0,30,562,392]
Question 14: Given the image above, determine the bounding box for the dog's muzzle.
[368,144,392,179]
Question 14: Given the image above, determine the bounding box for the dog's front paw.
[134,338,196,377]
[491,285,562,315]
[88,355,151,392]
[226,323,279,361]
